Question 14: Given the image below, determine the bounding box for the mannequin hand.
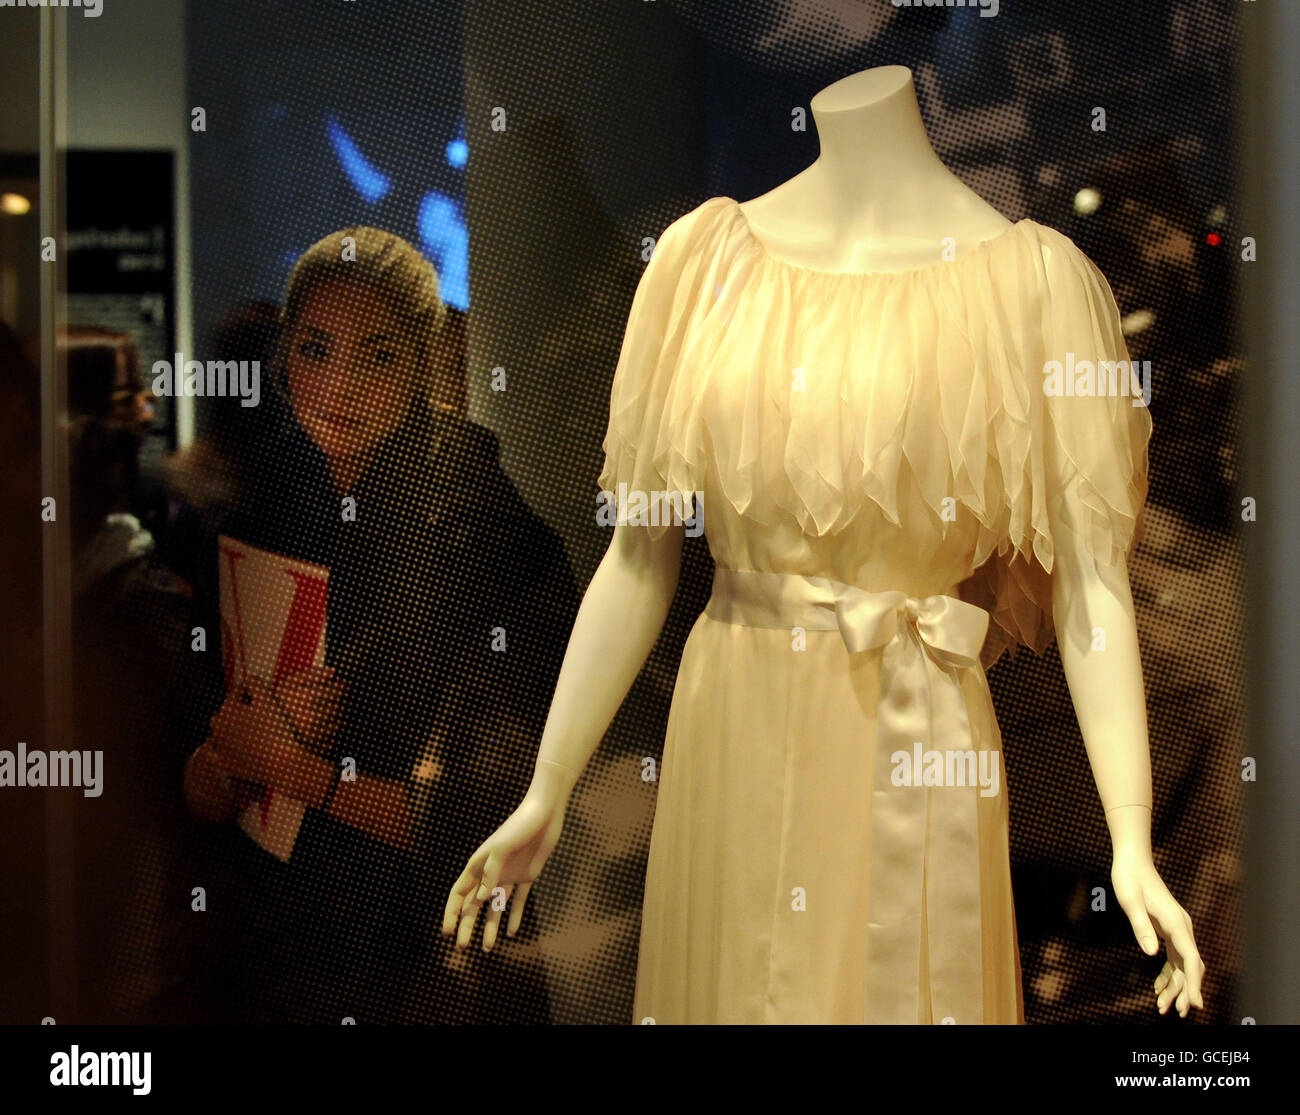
[442,780,567,951]
[1111,850,1206,1017]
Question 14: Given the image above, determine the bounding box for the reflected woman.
[179,227,577,1023]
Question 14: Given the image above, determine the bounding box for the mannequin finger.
[442,888,473,936]
[507,882,532,937]
[476,878,509,948]
[441,886,466,935]
[1182,959,1204,1012]
[452,875,489,946]
[1158,968,1185,1015]
[1164,918,1200,981]
[1157,965,1182,1010]
[443,860,487,933]
[456,898,483,949]
[481,911,500,952]
[477,849,505,903]
[454,852,491,894]
[481,885,511,952]
[1180,938,1206,1010]
[1125,907,1159,956]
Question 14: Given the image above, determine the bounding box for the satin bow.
[826,585,990,664]
[816,581,990,1023]
[707,568,993,1024]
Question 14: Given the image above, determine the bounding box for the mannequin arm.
[530,520,685,798]
[1049,481,1205,1015]
[1049,502,1153,857]
[442,520,684,948]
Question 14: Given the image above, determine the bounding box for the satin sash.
[704,566,992,1024]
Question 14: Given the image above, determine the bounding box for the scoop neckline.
[720,196,1031,280]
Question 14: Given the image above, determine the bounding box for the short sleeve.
[964,225,1153,665]
[597,201,721,534]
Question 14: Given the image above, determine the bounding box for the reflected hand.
[1112,850,1207,1018]
[183,739,237,823]
[210,677,311,795]
[274,666,343,754]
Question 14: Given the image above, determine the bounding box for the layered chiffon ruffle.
[598,196,1152,664]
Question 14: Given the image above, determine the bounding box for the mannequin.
[442,65,1206,1022]
[734,66,1012,272]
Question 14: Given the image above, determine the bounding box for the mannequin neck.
[737,66,1010,269]
[805,67,952,223]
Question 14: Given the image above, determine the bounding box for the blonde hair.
[271,226,447,398]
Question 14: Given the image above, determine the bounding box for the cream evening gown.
[598,196,1152,1025]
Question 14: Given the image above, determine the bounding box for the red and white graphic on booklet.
[217,535,329,862]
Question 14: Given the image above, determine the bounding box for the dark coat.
[179,399,578,1023]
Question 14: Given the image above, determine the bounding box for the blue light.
[446,138,468,168]
[417,191,469,310]
[326,116,391,203]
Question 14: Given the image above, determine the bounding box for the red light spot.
[1206,232,1221,246]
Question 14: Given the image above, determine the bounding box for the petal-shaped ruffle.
[597,197,1152,663]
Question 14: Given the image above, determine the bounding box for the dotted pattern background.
[44,0,1244,1025]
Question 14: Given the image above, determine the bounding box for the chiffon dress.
[598,196,1152,1025]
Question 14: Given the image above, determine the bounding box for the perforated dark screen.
[45,0,1242,1025]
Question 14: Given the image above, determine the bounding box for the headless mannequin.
[442,64,1206,1020]
[737,66,1011,273]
